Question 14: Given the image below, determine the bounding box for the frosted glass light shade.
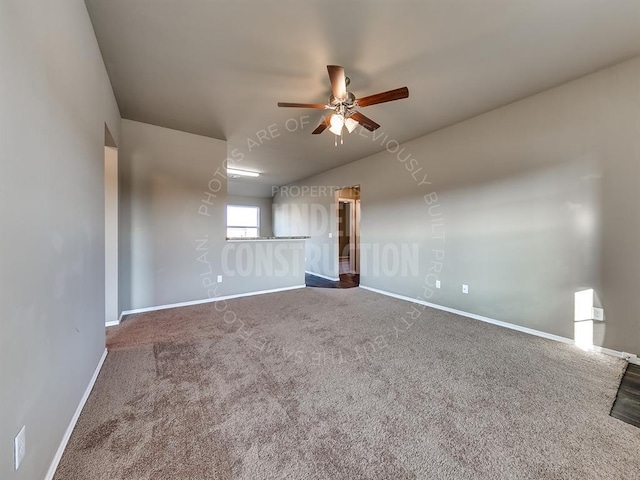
[329,114,344,135]
[345,117,359,133]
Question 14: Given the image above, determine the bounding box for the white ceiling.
[85,0,640,197]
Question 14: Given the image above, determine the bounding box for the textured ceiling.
[86,0,640,197]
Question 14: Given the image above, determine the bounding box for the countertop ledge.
[226,236,309,241]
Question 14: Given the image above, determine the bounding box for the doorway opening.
[305,185,361,289]
[337,185,360,286]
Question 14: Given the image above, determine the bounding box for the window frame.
[226,204,260,238]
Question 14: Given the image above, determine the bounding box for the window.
[227,205,260,237]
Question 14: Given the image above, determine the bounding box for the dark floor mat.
[305,273,359,288]
[610,363,640,428]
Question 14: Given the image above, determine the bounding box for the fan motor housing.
[330,91,356,108]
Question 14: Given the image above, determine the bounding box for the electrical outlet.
[217,275,222,283]
[591,307,604,321]
[462,284,469,294]
[328,232,333,238]
[435,280,441,289]
[14,425,25,470]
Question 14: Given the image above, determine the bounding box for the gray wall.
[275,56,640,354]
[0,1,121,479]
[227,195,274,237]
[105,146,119,324]
[274,186,340,278]
[119,120,304,312]
[119,120,227,311]
[220,240,306,295]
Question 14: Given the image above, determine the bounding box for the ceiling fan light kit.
[329,113,344,135]
[278,65,409,144]
[344,116,359,133]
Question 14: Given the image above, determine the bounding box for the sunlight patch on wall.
[574,289,594,350]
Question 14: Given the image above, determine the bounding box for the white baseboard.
[359,284,639,365]
[105,320,119,327]
[45,348,108,480]
[114,284,307,325]
[305,270,340,282]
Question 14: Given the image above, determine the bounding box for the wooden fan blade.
[312,115,332,134]
[277,102,327,109]
[350,111,380,131]
[327,65,347,100]
[356,86,409,108]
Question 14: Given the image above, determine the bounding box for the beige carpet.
[54,287,640,479]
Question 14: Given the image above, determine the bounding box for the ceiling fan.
[277,65,409,140]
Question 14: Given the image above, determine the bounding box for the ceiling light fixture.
[328,113,344,135]
[344,116,359,133]
[227,168,260,178]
